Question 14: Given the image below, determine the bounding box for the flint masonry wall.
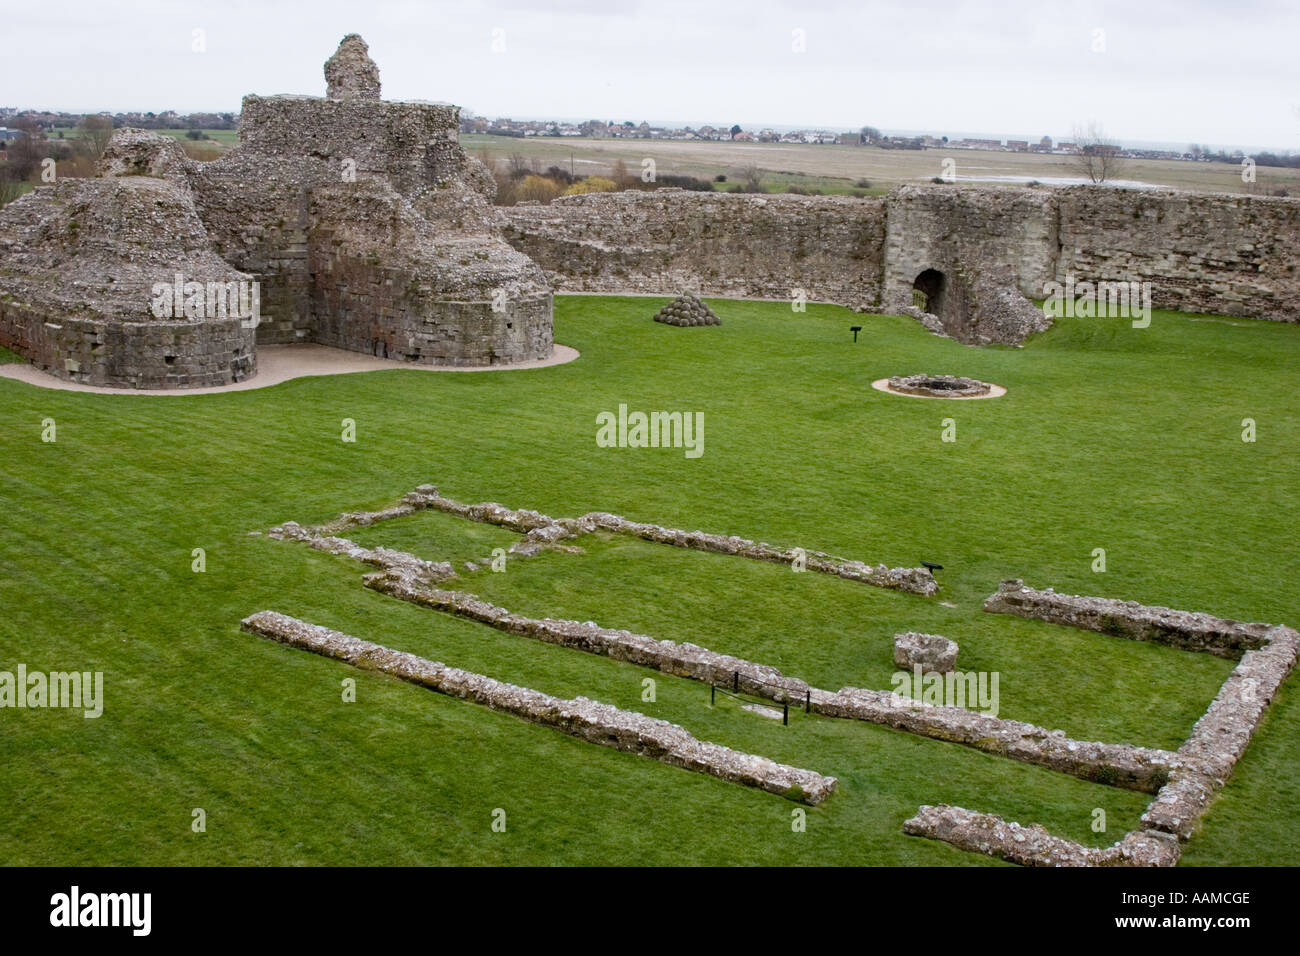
[502,185,1300,329]
[0,174,260,388]
[0,301,255,388]
[881,184,1059,309]
[194,91,554,365]
[502,190,887,310]
[1054,189,1300,321]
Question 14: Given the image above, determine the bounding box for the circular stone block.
[893,631,959,674]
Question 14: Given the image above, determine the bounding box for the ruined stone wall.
[0,174,259,388]
[881,185,1059,309]
[0,35,556,387]
[502,190,886,308]
[189,170,314,346]
[502,184,1300,335]
[238,94,464,194]
[308,246,553,365]
[983,579,1277,658]
[1054,189,1300,321]
[0,302,254,388]
[241,610,837,804]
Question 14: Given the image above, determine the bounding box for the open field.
[44,127,239,151]
[464,134,1300,196]
[1,296,1297,865]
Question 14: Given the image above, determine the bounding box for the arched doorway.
[912,268,946,315]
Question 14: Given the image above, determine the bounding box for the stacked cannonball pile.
[653,293,722,326]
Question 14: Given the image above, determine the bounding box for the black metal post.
[711,684,715,706]
[805,689,811,713]
[783,701,789,726]
[733,671,739,693]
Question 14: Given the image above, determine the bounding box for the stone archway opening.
[912,268,947,314]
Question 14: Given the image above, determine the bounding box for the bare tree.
[78,115,115,161]
[1072,122,1127,184]
[507,152,533,180]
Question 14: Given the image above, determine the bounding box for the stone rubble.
[396,484,939,595]
[903,805,1182,867]
[267,520,456,584]
[983,579,1277,658]
[240,610,837,804]
[1141,624,1299,840]
[893,632,959,673]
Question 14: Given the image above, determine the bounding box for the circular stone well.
[872,374,1006,400]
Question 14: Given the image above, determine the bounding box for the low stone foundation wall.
[265,489,1300,864]
[903,805,1181,867]
[268,496,1184,792]
[1142,625,1299,840]
[973,577,1300,850]
[366,570,1177,790]
[269,521,456,584]
[983,579,1277,658]
[398,485,939,595]
[815,687,1178,792]
[294,484,936,594]
[365,569,813,700]
[240,610,836,804]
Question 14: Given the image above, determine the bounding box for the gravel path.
[0,343,580,396]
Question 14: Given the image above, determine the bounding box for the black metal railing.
[709,671,812,726]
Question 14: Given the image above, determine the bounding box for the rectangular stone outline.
[265,520,1185,792]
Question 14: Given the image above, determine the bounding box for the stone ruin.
[242,610,837,805]
[653,293,721,327]
[259,481,1300,864]
[5,37,1296,384]
[893,632,958,673]
[887,374,993,398]
[0,35,553,388]
[502,184,1300,346]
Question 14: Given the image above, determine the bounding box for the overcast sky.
[5,0,1297,150]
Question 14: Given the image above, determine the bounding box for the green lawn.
[0,296,1296,865]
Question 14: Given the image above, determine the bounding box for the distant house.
[0,128,20,141]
